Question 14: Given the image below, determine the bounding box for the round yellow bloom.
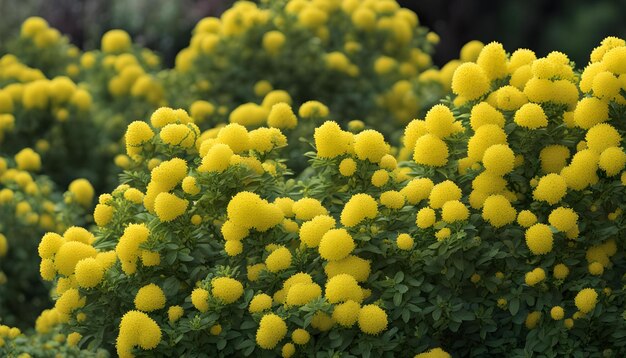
[476,42,508,80]
[339,158,357,176]
[592,71,621,99]
[116,310,161,357]
[101,29,131,53]
[371,169,389,187]
[282,342,296,358]
[74,258,104,288]
[299,101,329,119]
[525,224,553,255]
[415,348,452,358]
[267,103,297,129]
[451,62,490,100]
[396,233,414,250]
[517,210,537,228]
[249,293,273,313]
[191,288,209,313]
[291,329,310,345]
[134,283,166,312]
[525,311,541,329]
[285,282,322,306]
[550,306,564,320]
[211,277,244,304]
[402,178,434,204]
[354,130,388,163]
[441,200,469,223]
[533,174,567,204]
[314,121,352,158]
[324,255,371,282]
[524,267,546,286]
[319,229,355,261]
[38,232,65,259]
[266,247,292,272]
[168,306,184,323]
[340,193,378,227]
[54,241,97,276]
[482,195,516,228]
[299,215,335,248]
[225,240,243,256]
[539,145,570,174]
[154,192,188,222]
[413,134,449,167]
[460,40,484,62]
[333,300,361,327]
[216,123,250,153]
[68,179,94,207]
[189,100,214,123]
[93,204,114,227]
[325,274,362,304]
[574,288,598,313]
[482,145,515,175]
[548,207,578,232]
[14,148,41,171]
[573,97,609,129]
[429,180,462,209]
[469,102,505,131]
[256,314,287,349]
[585,123,621,153]
[588,262,604,275]
[599,147,626,176]
[553,263,569,279]
[496,85,527,111]
[21,17,49,38]
[467,124,507,161]
[292,198,327,221]
[229,103,269,127]
[380,190,405,209]
[263,30,286,55]
[358,305,387,335]
[416,207,436,228]
[514,103,548,129]
[150,158,188,190]
[199,143,234,173]
[227,192,284,231]
[424,104,458,139]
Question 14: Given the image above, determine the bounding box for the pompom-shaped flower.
[482,144,515,175]
[299,101,329,119]
[324,255,371,282]
[413,134,449,167]
[574,288,598,313]
[199,143,234,173]
[265,247,292,272]
[116,310,162,358]
[68,179,94,207]
[482,195,516,228]
[267,103,297,129]
[402,178,434,204]
[150,158,188,190]
[134,284,166,312]
[74,258,104,288]
[514,103,548,129]
[533,174,567,204]
[38,232,64,259]
[354,130,388,163]
[358,305,388,335]
[539,145,570,174]
[333,300,361,327]
[341,193,378,227]
[451,62,490,100]
[380,191,405,209]
[517,210,537,228]
[525,224,553,255]
[229,103,269,127]
[441,200,469,223]
[371,169,389,187]
[54,241,97,276]
[585,123,621,153]
[292,198,328,221]
[424,104,458,139]
[211,277,244,304]
[249,293,273,313]
[599,147,626,176]
[227,192,284,231]
[550,306,564,320]
[470,102,505,130]
[314,121,352,158]
[191,288,209,313]
[216,123,249,153]
[291,329,310,345]
[476,42,508,80]
[262,30,286,55]
[524,267,546,286]
[102,29,131,53]
[154,192,188,222]
[15,148,41,171]
[339,158,357,176]
[285,282,322,306]
[396,233,414,250]
[548,207,578,232]
[256,314,287,349]
[94,204,114,227]
[416,207,437,228]
[168,306,184,323]
[467,124,508,161]
[573,97,609,129]
[429,180,462,209]
[325,274,363,304]
[299,215,335,248]
[319,229,355,261]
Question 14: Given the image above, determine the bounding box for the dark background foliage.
[1,0,625,67]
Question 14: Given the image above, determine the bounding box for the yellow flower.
[265,247,292,272]
[199,143,234,173]
[21,17,49,38]
[154,192,188,222]
[189,100,215,123]
[256,314,287,349]
[525,267,546,286]
[54,241,97,276]
[525,224,553,255]
[14,148,41,171]
[101,29,131,53]
[215,123,250,153]
[441,200,469,223]
[116,310,161,357]
[553,263,569,279]
[533,174,567,204]
[380,190,405,209]
[160,123,198,148]
[333,300,361,327]
[340,193,378,227]
[413,134,449,167]
[588,262,604,275]
[429,180,462,209]
[74,258,104,288]
[482,144,515,175]
[291,329,310,345]
[371,169,389,187]
[325,274,363,304]
[401,178,434,204]
[574,288,598,313]
[324,255,371,283]
[134,284,166,312]
[314,121,353,158]
[319,229,355,261]
[517,210,537,228]
[525,311,541,329]
[292,198,328,221]
[414,347,452,358]
[299,101,329,119]
[168,306,184,323]
[191,288,210,313]
[451,62,490,100]
[249,293,273,313]
[262,30,286,55]
[396,233,414,250]
[548,207,578,232]
[476,42,508,80]
[267,103,297,129]
[482,195,516,228]
[573,97,609,129]
[339,158,357,176]
[229,103,269,127]
[285,282,322,306]
[358,305,387,335]
[150,158,188,190]
[211,277,244,304]
[585,123,621,153]
[592,71,621,99]
[354,130,389,163]
[68,179,94,207]
[38,232,64,259]
[227,192,284,231]
[416,207,436,228]
[539,145,570,174]
[514,103,548,129]
[298,215,335,248]
[93,204,114,227]
[599,147,626,176]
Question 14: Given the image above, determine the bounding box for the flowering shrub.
[0,1,626,357]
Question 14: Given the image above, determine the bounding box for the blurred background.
[1,0,625,68]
